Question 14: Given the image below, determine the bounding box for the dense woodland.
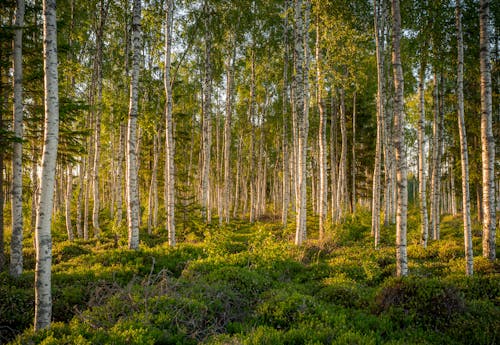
[0,0,499,343]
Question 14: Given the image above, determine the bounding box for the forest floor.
[1,208,499,344]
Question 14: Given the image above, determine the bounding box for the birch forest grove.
[0,0,499,343]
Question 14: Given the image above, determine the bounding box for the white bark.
[126,0,141,250]
[294,0,309,245]
[418,63,429,248]
[316,14,327,241]
[479,0,496,261]
[456,0,473,275]
[35,0,59,330]
[223,36,236,224]
[164,0,175,245]
[65,166,74,241]
[372,0,384,249]
[201,0,212,223]
[282,0,291,226]
[10,0,25,278]
[391,0,408,277]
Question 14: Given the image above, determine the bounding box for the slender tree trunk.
[316,14,327,240]
[281,4,291,227]
[331,94,338,223]
[116,124,125,225]
[223,36,236,224]
[372,0,384,248]
[10,0,25,277]
[294,0,309,245]
[201,1,212,223]
[351,91,356,213]
[479,0,496,261]
[337,87,348,219]
[391,0,408,277]
[249,50,256,223]
[148,133,158,235]
[35,0,59,329]
[164,0,175,245]
[418,61,429,248]
[430,71,441,240]
[126,0,142,250]
[456,0,473,275]
[65,166,74,241]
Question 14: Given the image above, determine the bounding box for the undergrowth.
[1,209,499,344]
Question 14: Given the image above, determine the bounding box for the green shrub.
[375,277,465,330]
[318,274,369,309]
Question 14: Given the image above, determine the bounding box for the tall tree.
[294,0,310,245]
[35,0,60,330]
[417,61,429,248]
[479,0,496,261]
[315,11,327,241]
[391,0,408,277]
[372,0,385,249]
[201,0,212,223]
[164,0,175,246]
[456,0,473,275]
[10,0,25,277]
[126,0,142,250]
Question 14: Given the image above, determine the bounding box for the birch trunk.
[391,0,408,277]
[164,0,175,245]
[331,94,338,223]
[316,14,327,240]
[65,166,73,241]
[148,133,158,235]
[294,0,309,245]
[116,124,125,225]
[418,62,429,248]
[456,0,473,274]
[430,71,441,240]
[337,87,348,220]
[201,1,212,223]
[351,91,356,213]
[10,0,25,277]
[282,0,290,226]
[223,36,236,224]
[35,0,59,329]
[479,0,496,261]
[372,0,384,248]
[126,0,141,250]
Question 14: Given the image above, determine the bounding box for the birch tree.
[456,0,473,275]
[35,0,60,329]
[479,0,496,261]
[315,11,327,241]
[164,0,175,245]
[372,0,385,249]
[391,0,408,277]
[201,0,212,223]
[418,61,429,248]
[10,0,25,277]
[126,0,142,250]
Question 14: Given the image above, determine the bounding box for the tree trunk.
[35,0,60,329]
[337,87,348,220]
[10,0,25,277]
[418,61,429,248]
[223,36,236,224]
[351,91,357,213]
[201,0,212,223]
[372,0,385,248]
[294,0,309,245]
[116,124,125,226]
[126,0,142,250]
[164,0,175,245]
[391,0,408,277]
[456,0,473,274]
[65,166,74,241]
[479,0,496,261]
[316,14,327,240]
[430,71,441,240]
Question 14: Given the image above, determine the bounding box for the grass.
[1,207,499,344]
